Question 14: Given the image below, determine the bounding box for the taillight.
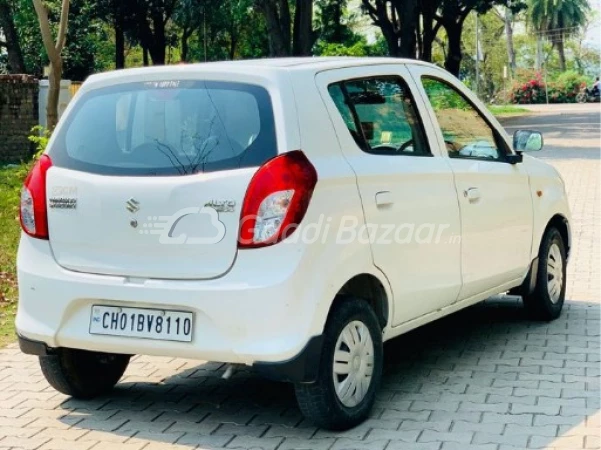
[20,155,52,239]
[238,150,317,248]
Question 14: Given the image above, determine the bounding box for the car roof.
[85,57,442,86]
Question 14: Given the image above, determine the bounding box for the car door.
[316,65,462,327]
[409,65,534,301]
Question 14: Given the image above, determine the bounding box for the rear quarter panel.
[283,69,394,334]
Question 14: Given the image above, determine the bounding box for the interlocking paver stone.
[0,104,598,450]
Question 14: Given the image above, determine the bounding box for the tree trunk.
[292,0,313,56]
[444,23,462,76]
[0,0,26,73]
[260,0,290,56]
[148,12,166,65]
[143,46,149,66]
[535,37,543,71]
[181,31,189,62]
[115,13,125,69]
[556,37,566,71]
[32,0,69,131]
[421,6,434,62]
[504,7,515,76]
[332,0,343,43]
[229,26,237,59]
[279,0,291,50]
[46,59,62,131]
[397,0,418,58]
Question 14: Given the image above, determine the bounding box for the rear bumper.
[18,333,324,383]
[16,235,324,373]
[17,333,52,356]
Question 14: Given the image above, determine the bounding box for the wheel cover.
[547,242,564,304]
[332,320,375,408]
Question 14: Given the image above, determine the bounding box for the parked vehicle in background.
[577,85,601,103]
[16,57,571,430]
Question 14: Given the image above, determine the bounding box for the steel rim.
[547,242,564,304]
[332,320,374,408]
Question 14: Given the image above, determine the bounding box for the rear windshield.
[49,80,277,176]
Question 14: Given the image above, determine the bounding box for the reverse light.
[19,155,52,239]
[238,151,317,248]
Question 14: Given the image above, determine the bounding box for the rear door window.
[328,76,430,156]
[51,80,277,176]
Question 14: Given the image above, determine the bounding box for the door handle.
[464,187,481,202]
[375,191,393,207]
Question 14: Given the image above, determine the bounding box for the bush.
[549,71,589,103]
[27,125,51,158]
[510,73,547,104]
[510,71,591,104]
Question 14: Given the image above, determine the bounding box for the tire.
[523,227,567,321]
[294,297,383,430]
[576,93,587,103]
[39,348,130,399]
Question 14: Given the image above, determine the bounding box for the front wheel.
[294,297,383,430]
[40,348,130,399]
[523,227,567,321]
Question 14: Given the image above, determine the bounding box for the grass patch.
[0,163,29,347]
[488,104,530,118]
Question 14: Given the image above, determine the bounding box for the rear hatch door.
[46,78,277,279]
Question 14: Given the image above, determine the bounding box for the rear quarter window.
[50,80,277,176]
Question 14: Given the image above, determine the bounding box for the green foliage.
[0,164,29,347]
[423,77,471,110]
[509,70,590,103]
[487,104,529,116]
[28,125,51,157]
[528,0,589,37]
[548,70,589,102]
[315,35,388,57]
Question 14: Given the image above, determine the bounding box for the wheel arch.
[331,273,390,330]
[544,214,571,259]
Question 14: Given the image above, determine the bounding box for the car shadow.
[57,296,600,449]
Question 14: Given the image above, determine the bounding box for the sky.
[586,0,601,48]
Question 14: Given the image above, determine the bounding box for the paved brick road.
[0,105,599,450]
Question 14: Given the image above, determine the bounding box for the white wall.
[38,79,72,129]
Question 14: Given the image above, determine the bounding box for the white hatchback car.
[17,57,571,430]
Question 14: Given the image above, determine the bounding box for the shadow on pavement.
[58,296,600,449]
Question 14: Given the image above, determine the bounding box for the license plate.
[90,305,193,342]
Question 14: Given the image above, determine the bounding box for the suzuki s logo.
[126,198,140,213]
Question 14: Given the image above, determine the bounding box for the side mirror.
[513,130,543,152]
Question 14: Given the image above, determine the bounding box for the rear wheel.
[576,92,587,103]
[294,297,383,430]
[40,348,130,399]
[523,227,567,321]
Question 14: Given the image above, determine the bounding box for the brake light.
[20,155,52,239]
[238,151,317,248]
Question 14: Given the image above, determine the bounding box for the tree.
[257,0,317,56]
[32,0,70,131]
[172,0,207,61]
[528,0,589,71]
[0,0,26,73]
[361,0,420,58]
[436,0,525,76]
[133,0,178,65]
[503,7,516,75]
[95,0,139,68]
[492,6,517,76]
[316,0,354,44]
